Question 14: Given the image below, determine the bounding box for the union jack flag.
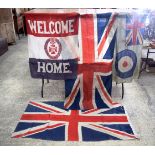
[65,13,119,110]
[12,101,137,141]
[126,13,146,46]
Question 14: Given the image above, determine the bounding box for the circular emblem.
[44,38,62,59]
[115,49,137,79]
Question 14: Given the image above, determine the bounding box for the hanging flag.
[113,13,143,83]
[64,13,119,110]
[25,11,79,80]
[12,101,137,141]
[126,13,146,46]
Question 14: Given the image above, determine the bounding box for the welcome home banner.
[25,12,79,79]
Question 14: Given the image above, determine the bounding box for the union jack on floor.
[12,101,137,141]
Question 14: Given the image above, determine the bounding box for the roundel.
[44,38,62,59]
[115,49,137,79]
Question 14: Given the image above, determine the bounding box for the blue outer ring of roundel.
[115,49,137,79]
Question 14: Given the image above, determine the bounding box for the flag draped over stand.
[12,9,138,141]
[113,12,147,83]
[65,13,118,110]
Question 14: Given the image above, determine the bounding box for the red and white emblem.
[44,38,62,59]
[115,49,137,79]
[118,56,133,73]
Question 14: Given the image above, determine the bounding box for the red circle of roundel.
[115,49,137,79]
[44,38,62,60]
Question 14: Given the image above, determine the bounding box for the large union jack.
[126,13,146,46]
[64,13,119,110]
[12,101,137,141]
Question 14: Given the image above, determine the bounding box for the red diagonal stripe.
[98,14,116,57]
[90,124,136,139]
[12,123,64,138]
[82,109,99,114]
[96,75,118,106]
[30,101,62,113]
[64,79,80,109]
